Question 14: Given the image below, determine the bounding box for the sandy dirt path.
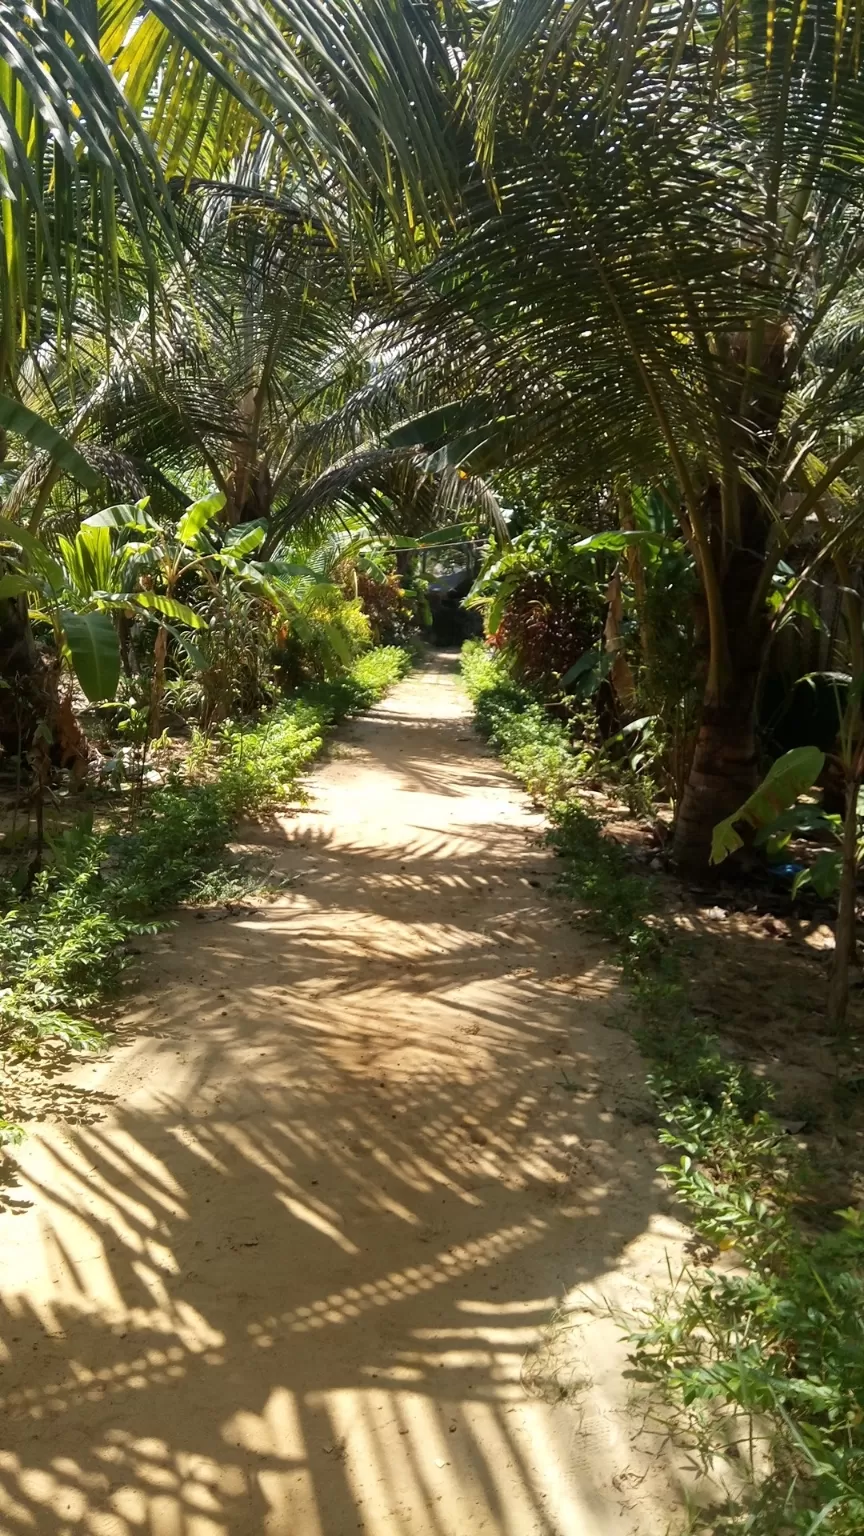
[0,653,695,1536]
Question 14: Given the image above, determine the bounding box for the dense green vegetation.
[5,0,864,1528]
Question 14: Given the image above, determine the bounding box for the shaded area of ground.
[0,654,698,1536]
[597,795,864,1214]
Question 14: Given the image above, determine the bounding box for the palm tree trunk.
[828,767,860,1033]
[149,624,169,735]
[617,478,654,669]
[117,611,139,677]
[672,691,761,869]
[672,484,770,870]
[0,595,46,754]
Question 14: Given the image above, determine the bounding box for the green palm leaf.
[0,396,99,490]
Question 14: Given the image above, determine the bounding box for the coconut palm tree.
[388,0,864,867]
[54,180,504,550]
[0,0,465,407]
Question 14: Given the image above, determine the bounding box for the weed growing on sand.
[462,640,864,1536]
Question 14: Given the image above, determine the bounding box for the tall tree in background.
[395,0,864,866]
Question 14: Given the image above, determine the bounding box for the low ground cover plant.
[462,639,864,1536]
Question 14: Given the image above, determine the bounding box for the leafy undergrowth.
[0,646,411,1084]
[462,639,864,1536]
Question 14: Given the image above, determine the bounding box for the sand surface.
[0,653,694,1535]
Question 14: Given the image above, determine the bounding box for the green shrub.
[215,703,324,821]
[461,639,580,802]
[350,644,413,697]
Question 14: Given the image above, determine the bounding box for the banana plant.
[81,491,238,719]
[85,490,311,620]
[81,490,375,717]
[0,506,207,703]
[82,491,339,712]
[711,730,864,1034]
[710,748,828,867]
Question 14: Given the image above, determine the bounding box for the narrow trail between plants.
[0,653,697,1536]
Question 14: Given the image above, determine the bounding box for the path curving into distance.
[0,652,699,1536]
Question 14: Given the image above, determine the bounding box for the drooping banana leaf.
[129,593,207,630]
[573,530,682,553]
[99,592,207,629]
[60,610,122,702]
[486,571,523,634]
[223,519,267,556]
[216,561,281,605]
[83,499,159,532]
[711,747,826,864]
[176,492,226,548]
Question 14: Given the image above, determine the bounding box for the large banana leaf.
[573,530,681,553]
[83,500,159,532]
[711,748,827,865]
[59,526,119,604]
[60,610,121,703]
[123,593,206,629]
[76,525,117,594]
[486,571,523,634]
[222,520,267,558]
[176,492,226,548]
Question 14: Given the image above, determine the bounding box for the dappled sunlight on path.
[0,654,694,1535]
